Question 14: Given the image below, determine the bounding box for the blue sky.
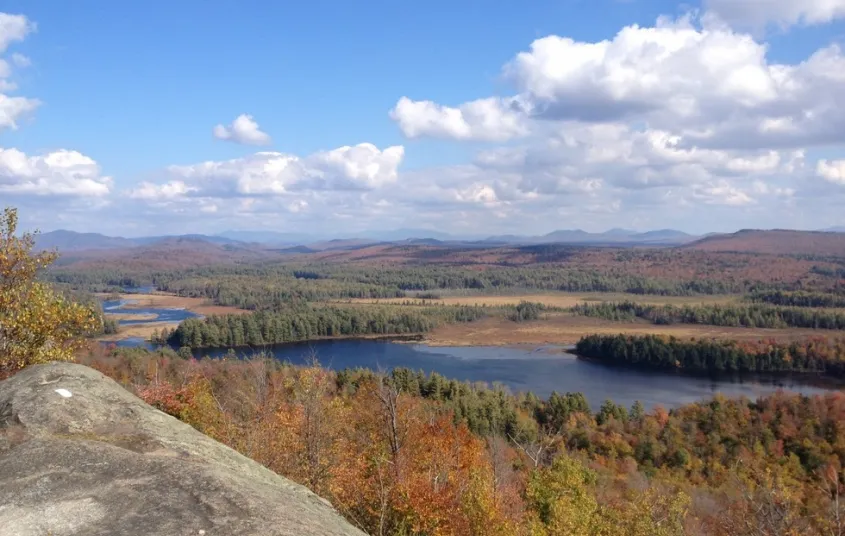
[2,1,845,236]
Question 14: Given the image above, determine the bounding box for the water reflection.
[191,340,843,410]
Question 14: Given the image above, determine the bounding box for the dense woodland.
[575,334,845,377]
[45,253,845,306]
[80,345,845,536]
[573,301,845,329]
[164,305,488,349]
[749,290,845,308]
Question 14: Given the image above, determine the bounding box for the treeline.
[165,304,487,349]
[575,334,845,376]
[573,301,845,329]
[748,290,845,308]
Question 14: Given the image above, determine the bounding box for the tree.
[526,454,601,535]
[0,207,97,378]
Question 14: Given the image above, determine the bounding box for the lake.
[103,301,843,410]
[191,339,842,410]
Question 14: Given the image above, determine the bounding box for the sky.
[2,1,845,237]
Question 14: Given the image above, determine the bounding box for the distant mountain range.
[34,231,242,251]
[484,228,698,245]
[34,227,702,252]
[32,225,845,254]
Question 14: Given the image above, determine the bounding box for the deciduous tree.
[0,207,97,378]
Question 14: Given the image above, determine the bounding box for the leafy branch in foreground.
[0,207,98,378]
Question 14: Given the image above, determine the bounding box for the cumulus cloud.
[693,180,755,206]
[0,147,112,197]
[706,0,845,28]
[503,16,782,123]
[0,13,33,53]
[128,180,195,200]
[391,15,845,151]
[0,13,39,131]
[212,114,272,146]
[817,160,845,185]
[135,143,404,200]
[390,96,528,142]
[0,94,38,130]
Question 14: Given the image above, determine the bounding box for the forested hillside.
[81,345,845,536]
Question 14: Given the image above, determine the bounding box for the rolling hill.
[34,230,137,251]
[684,229,845,256]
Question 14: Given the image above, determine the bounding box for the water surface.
[194,340,842,410]
[102,299,200,325]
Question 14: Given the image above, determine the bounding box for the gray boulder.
[0,362,368,536]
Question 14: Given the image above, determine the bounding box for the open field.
[423,313,828,347]
[339,292,740,308]
[107,313,159,322]
[97,322,177,342]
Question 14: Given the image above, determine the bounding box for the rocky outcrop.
[0,362,367,536]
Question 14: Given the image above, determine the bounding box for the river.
[102,298,200,325]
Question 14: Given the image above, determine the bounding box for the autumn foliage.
[0,207,98,378]
[79,345,845,535]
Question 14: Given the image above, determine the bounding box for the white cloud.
[693,180,755,206]
[817,160,845,185]
[212,114,272,146]
[128,180,195,200]
[143,143,404,199]
[0,148,112,197]
[0,13,39,131]
[306,144,404,189]
[504,15,807,134]
[706,0,845,28]
[390,96,528,141]
[391,15,845,151]
[0,93,39,130]
[0,13,33,53]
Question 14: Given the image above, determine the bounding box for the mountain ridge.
[49,226,845,254]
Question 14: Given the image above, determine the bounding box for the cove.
[192,339,842,410]
[102,299,201,325]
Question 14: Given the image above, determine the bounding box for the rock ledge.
[0,362,366,536]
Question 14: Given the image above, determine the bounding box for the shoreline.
[97,293,840,350]
[98,334,845,388]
